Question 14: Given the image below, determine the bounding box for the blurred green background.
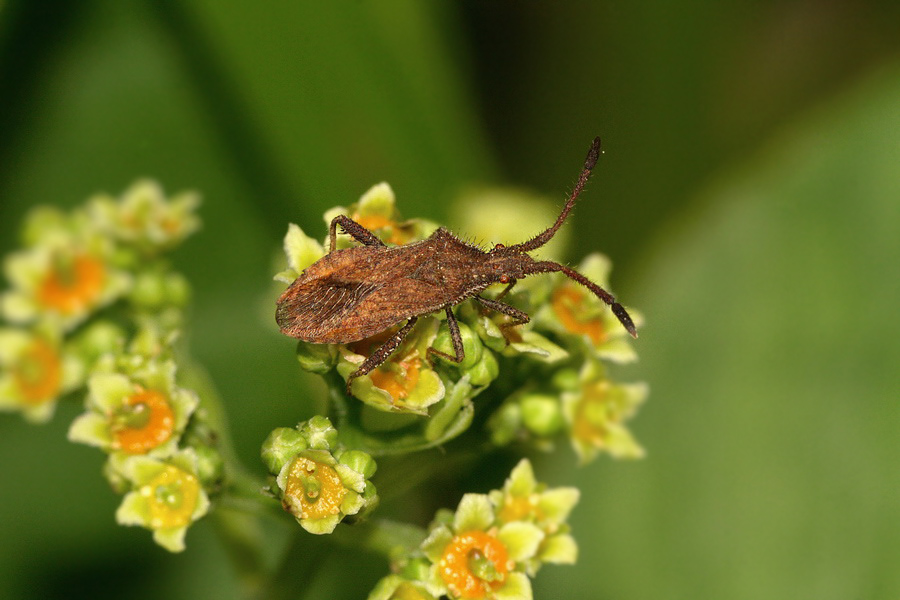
[1,1,898,598]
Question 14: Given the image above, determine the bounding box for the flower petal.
[453,494,494,533]
[497,521,545,562]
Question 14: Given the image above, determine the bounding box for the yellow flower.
[537,253,642,364]
[0,328,83,422]
[87,180,200,253]
[262,418,379,535]
[324,183,438,249]
[282,456,348,521]
[2,237,130,332]
[68,362,198,458]
[112,449,210,552]
[562,361,648,463]
[422,494,542,600]
[338,318,445,414]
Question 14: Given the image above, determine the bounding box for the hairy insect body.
[276,229,514,344]
[276,137,637,397]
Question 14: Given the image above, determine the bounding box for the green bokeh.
[1,1,897,598]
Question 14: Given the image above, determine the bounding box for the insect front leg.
[329,215,386,252]
[346,317,418,396]
[426,307,466,366]
[474,295,531,338]
[494,279,517,302]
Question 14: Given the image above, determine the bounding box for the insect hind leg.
[346,317,418,397]
[329,215,386,252]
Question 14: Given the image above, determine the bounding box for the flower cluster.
[261,416,378,534]
[370,459,578,600]
[277,185,647,462]
[0,181,211,551]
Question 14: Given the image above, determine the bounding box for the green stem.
[323,370,475,456]
[330,519,427,559]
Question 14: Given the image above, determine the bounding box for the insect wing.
[277,271,449,344]
[277,275,382,342]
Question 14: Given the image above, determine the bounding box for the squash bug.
[277,137,637,396]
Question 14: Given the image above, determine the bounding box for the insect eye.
[493,243,505,250]
[499,275,510,284]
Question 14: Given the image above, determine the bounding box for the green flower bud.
[260,427,308,474]
[487,401,522,447]
[163,272,190,307]
[300,415,339,450]
[129,270,170,309]
[462,347,498,387]
[294,341,338,374]
[520,394,564,437]
[432,321,482,370]
[337,449,378,479]
[368,575,437,600]
[70,320,126,364]
[191,443,225,488]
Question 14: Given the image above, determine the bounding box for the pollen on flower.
[439,530,510,599]
[283,457,346,520]
[350,329,423,402]
[141,465,200,529]
[353,213,407,245]
[12,338,62,405]
[111,389,176,454]
[552,286,605,345]
[37,252,106,315]
[370,354,422,401]
[498,494,540,524]
[572,381,611,446]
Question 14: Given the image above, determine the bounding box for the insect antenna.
[503,136,602,254]
[528,259,638,339]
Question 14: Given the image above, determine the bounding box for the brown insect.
[277,137,637,396]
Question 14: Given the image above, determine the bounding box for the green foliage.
[0,1,898,599]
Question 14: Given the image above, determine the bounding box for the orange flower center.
[439,530,510,599]
[552,286,605,345]
[283,457,347,520]
[12,339,62,405]
[350,329,422,402]
[369,354,422,401]
[112,389,176,454]
[38,252,106,315]
[572,381,611,446]
[142,465,200,529]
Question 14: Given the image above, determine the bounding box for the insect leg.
[426,307,466,365]
[527,260,638,338]
[329,215,386,252]
[474,295,531,333]
[493,279,517,302]
[346,317,418,396]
